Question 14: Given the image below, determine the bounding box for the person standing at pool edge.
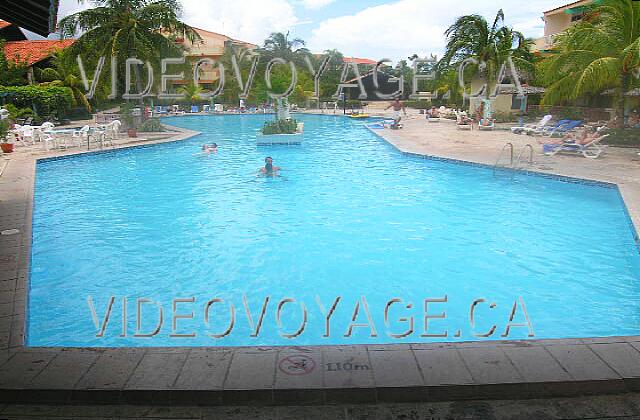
[385,96,406,128]
[260,157,281,175]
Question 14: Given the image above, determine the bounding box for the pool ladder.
[493,143,534,176]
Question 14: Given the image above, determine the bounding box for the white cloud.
[301,0,336,9]
[57,0,92,19]
[51,0,300,45]
[180,0,299,45]
[308,0,561,63]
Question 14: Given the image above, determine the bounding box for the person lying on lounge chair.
[545,128,594,145]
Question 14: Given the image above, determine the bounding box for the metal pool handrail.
[515,144,534,168]
[493,142,514,175]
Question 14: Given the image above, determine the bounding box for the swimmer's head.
[211,143,218,148]
[265,156,273,172]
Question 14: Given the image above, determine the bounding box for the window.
[511,95,523,110]
[571,13,584,22]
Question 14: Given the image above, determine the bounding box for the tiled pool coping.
[0,118,640,406]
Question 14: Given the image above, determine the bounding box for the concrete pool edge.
[2,115,640,405]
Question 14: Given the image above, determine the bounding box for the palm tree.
[177,83,203,104]
[36,49,92,112]
[540,0,640,126]
[59,0,200,96]
[440,10,531,115]
[262,32,308,60]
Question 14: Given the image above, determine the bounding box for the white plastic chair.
[72,125,90,147]
[21,126,36,145]
[105,120,121,145]
[40,131,57,150]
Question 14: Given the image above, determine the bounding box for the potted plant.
[121,103,138,138]
[0,119,13,153]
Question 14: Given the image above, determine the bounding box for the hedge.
[0,85,74,117]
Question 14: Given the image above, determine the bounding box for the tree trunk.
[615,74,630,128]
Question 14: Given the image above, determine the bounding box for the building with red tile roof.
[343,57,378,66]
[3,39,75,66]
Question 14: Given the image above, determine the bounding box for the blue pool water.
[28,114,640,347]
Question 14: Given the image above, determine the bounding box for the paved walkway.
[3,392,640,419]
[1,115,640,409]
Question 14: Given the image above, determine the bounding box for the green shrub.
[404,100,432,109]
[0,119,9,143]
[139,118,164,132]
[2,103,36,122]
[0,85,73,117]
[262,118,299,135]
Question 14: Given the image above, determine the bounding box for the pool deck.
[1,114,640,406]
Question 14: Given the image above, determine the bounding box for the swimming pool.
[28,114,640,347]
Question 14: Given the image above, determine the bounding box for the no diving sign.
[278,354,316,375]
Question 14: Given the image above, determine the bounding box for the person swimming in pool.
[197,143,218,155]
[260,156,281,175]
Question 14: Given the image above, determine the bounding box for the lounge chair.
[511,115,552,135]
[456,111,472,130]
[547,120,582,137]
[478,119,495,131]
[191,105,199,113]
[543,134,609,159]
[531,119,570,137]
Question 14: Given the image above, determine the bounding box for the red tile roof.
[3,39,75,65]
[343,57,378,65]
[0,20,11,30]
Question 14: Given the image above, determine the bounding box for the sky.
[46,0,567,63]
